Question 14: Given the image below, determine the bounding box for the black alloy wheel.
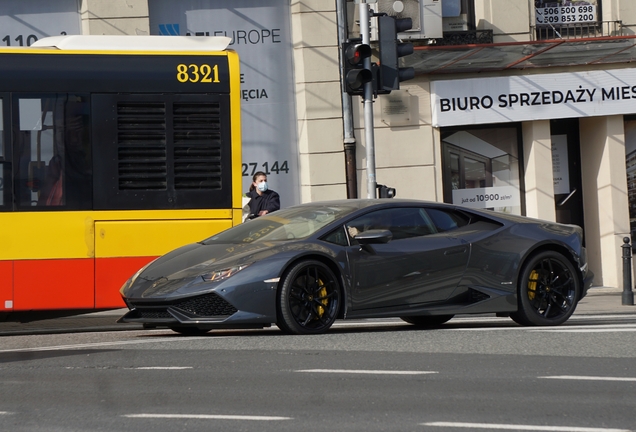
[511,251,581,326]
[276,260,340,335]
[400,315,454,327]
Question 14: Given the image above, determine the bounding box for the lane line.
[296,369,437,375]
[421,421,631,431]
[134,367,193,370]
[444,324,636,332]
[539,375,636,382]
[529,328,636,333]
[123,414,291,421]
[0,337,208,354]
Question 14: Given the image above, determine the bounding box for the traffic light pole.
[359,2,377,199]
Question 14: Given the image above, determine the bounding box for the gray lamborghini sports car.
[118,199,594,335]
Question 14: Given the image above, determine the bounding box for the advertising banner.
[535,1,598,26]
[452,185,520,209]
[0,0,80,46]
[149,0,299,207]
[431,69,636,127]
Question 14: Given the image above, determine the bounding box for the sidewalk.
[0,287,634,336]
[575,285,636,315]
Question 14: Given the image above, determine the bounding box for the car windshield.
[201,204,357,244]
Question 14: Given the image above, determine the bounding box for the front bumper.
[118,288,276,329]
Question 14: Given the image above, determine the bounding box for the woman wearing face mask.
[246,171,280,219]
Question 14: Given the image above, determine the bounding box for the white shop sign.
[452,186,520,209]
[431,69,636,127]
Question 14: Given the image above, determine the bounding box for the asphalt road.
[1,312,635,432]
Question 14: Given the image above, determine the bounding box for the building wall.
[475,0,531,42]
[521,120,556,221]
[619,0,636,34]
[80,0,149,35]
[580,116,630,288]
[290,0,347,203]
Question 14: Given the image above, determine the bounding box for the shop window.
[442,125,523,215]
[624,116,636,242]
[443,0,475,31]
[14,94,92,210]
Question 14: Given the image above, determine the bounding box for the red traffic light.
[344,43,372,66]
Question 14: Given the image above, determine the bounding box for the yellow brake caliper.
[316,279,328,318]
[527,270,539,300]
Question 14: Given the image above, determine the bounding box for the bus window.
[0,98,4,207]
[14,94,91,210]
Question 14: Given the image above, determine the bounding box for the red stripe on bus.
[95,256,157,309]
[13,259,94,311]
[0,261,13,311]
[5,257,157,311]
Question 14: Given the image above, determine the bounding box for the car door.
[346,207,470,311]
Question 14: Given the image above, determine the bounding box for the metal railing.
[532,20,623,40]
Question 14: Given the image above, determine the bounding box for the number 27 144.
[242,161,289,176]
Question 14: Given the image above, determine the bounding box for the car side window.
[322,226,349,246]
[425,208,470,232]
[346,207,437,241]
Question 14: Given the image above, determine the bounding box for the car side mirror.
[355,229,393,244]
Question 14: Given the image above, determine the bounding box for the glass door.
[550,119,585,231]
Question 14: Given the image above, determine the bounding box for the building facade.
[3,0,636,288]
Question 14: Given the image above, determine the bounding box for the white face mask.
[257,181,268,192]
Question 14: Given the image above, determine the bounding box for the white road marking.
[123,414,291,421]
[539,375,636,382]
[296,369,437,375]
[0,412,13,415]
[134,367,193,370]
[0,337,207,354]
[421,421,631,431]
[529,328,636,333]
[444,324,636,332]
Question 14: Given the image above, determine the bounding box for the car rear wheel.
[400,315,454,327]
[511,251,581,326]
[170,327,211,335]
[276,260,340,335]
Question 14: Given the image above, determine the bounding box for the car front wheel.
[276,260,340,335]
[511,251,581,326]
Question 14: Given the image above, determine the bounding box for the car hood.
[137,241,287,283]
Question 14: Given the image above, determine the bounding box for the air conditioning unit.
[370,0,443,40]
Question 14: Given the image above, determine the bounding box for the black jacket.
[247,189,280,218]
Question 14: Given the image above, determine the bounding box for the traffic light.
[377,184,396,198]
[342,40,373,96]
[377,15,415,92]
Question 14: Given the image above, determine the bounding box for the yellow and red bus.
[0,35,243,320]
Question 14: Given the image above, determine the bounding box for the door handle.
[558,188,577,206]
[444,248,466,256]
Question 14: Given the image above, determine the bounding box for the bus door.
[9,94,94,311]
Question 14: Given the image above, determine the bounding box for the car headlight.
[201,264,251,282]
